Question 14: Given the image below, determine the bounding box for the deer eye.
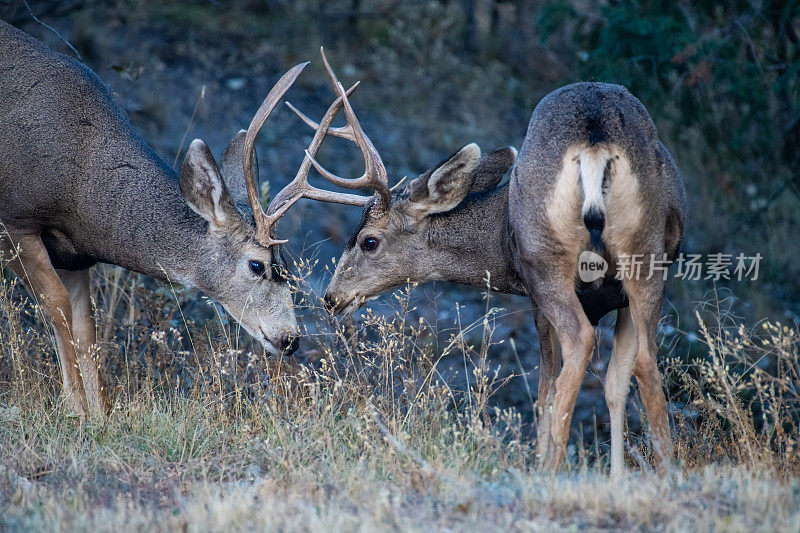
[249,260,266,276]
[361,236,379,252]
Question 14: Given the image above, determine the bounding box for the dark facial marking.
[270,247,288,282]
[236,204,257,227]
[346,200,376,249]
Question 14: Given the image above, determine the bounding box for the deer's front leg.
[58,268,109,417]
[2,233,89,417]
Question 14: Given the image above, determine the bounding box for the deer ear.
[470,146,517,193]
[180,139,237,230]
[219,130,258,210]
[406,143,481,217]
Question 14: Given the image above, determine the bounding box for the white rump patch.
[578,148,610,216]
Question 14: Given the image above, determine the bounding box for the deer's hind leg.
[1,232,89,417]
[524,268,596,471]
[604,307,638,478]
[533,306,562,468]
[625,277,673,472]
[58,268,109,416]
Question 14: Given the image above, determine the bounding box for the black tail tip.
[583,207,605,250]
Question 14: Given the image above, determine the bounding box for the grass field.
[1,263,798,531]
[2,399,798,530]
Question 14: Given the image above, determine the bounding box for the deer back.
[0,20,301,354]
[0,20,203,273]
[509,82,687,271]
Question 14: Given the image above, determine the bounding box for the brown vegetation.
[1,259,798,529]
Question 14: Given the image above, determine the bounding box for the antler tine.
[242,61,309,247]
[285,80,360,140]
[309,47,392,212]
[267,82,371,218]
[390,176,407,191]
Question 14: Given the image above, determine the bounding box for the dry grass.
[0,258,799,531]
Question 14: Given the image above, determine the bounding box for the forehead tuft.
[346,201,375,249]
[344,182,415,249]
[234,204,257,229]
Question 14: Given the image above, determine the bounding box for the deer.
[284,50,687,476]
[0,20,342,419]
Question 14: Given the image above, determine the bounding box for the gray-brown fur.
[509,82,685,475]
[470,146,517,193]
[325,145,524,314]
[0,21,299,418]
[326,82,687,476]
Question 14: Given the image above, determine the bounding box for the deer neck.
[426,184,527,296]
[82,145,210,287]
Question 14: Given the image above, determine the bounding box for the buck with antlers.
[0,21,339,418]
[290,51,687,476]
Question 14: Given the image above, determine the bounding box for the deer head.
[324,144,520,314]
[176,63,315,354]
[278,50,517,315]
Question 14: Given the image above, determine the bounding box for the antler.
[270,47,392,220]
[267,83,368,215]
[242,61,309,247]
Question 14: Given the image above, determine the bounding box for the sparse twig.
[510,338,536,420]
[368,401,467,491]
[22,0,82,61]
[173,85,207,169]
[626,443,655,477]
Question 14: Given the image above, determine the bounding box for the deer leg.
[57,268,109,417]
[2,234,89,417]
[626,279,673,473]
[546,312,594,470]
[533,307,562,469]
[526,271,595,471]
[605,307,638,478]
